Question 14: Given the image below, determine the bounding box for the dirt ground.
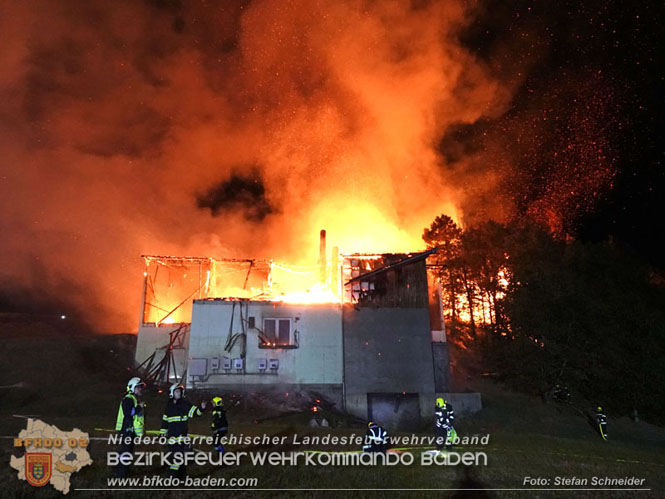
[2,316,664,498]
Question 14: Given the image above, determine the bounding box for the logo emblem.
[25,453,52,487]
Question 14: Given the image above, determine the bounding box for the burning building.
[135,231,462,427]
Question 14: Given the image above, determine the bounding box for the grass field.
[2,318,664,498]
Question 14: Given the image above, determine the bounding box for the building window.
[259,318,297,348]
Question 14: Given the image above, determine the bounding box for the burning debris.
[139,240,455,329]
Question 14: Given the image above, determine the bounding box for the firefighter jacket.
[363,425,388,452]
[160,399,204,443]
[211,408,228,433]
[435,403,455,429]
[115,393,145,436]
[596,411,607,425]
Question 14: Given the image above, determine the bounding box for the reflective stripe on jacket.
[115,393,145,436]
[435,404,454,428]
[212,409,228,431]
[160,398,204,438]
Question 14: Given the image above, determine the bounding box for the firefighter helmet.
[436,397,446,408]
[127,377,145,393]
[212,396,223,407]
[169,383,185,398]
[597,406,603,412]
[368,421,377,429]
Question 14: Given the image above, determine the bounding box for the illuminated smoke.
[0,1,615,331]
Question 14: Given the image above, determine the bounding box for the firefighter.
[115,377,146,478]
[435,397,455,452]
[211,396,228,454]
[160,383,207,477]
[595,406,608,440]
[362,421,388,453]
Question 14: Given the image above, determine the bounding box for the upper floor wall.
[187,300,343,388]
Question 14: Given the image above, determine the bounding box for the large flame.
[0,1,615,332]
[274,282,340,305]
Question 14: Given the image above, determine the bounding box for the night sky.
[452,0,664,263]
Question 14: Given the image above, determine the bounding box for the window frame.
[259,317,298,349]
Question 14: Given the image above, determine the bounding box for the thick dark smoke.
[197,170,274,222]
[0,0,626,331]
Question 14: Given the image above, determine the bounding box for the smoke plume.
[0,0,615,331]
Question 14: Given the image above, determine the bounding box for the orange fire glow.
[0,0,529,335]
[445,266,510,327]
[274,283,341,305]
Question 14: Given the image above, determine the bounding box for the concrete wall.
[186,300,344,396]
[367,393,421,431]
[438,392,483,415]
[134,298,452,421]
[342,305,436,421]
[432,342,450,392]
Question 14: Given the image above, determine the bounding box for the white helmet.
[169,383,185,398]
[127,377,145,393]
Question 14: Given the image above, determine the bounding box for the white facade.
[186,300,344,391]
[131,252,460,425]
[135,323,190,381]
